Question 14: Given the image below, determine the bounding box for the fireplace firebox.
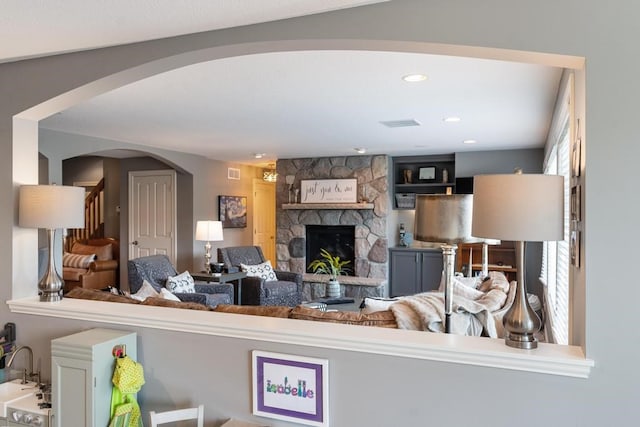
[305,225,355,275]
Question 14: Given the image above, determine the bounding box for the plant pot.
[326,279,341,298]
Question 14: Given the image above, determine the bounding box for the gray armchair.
[217,246,302,307]
[127,254,233,307]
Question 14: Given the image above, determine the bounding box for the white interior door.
[128,170,177,263]
[253,179,276,265]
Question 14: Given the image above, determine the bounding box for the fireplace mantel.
[282,203,374,210]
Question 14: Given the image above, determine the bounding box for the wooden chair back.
[149,404,204,427]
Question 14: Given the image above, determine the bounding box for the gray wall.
[2,1,638,426]
[455,148,544,177]
[103,158,121,238]
[62,156,104,186]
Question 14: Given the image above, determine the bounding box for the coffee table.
[192,271,248,305]
[302,297,361,312]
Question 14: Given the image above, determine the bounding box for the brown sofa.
[63,238,119,293]
[65,287,398,328]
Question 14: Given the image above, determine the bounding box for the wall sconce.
[285,175,295,203]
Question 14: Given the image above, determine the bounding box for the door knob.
[131,240,139,245]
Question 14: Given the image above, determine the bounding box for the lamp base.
[502,240,541,350]
[39,288,63,303]
[39,265,64,302]
[204,242,212,274]
[441,244,457,334]
[40,228,64,302]
[505,333,538,350]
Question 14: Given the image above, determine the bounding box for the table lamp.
[19,184,85,302]
[195,220,224,273]
[414,194,482,333]
[472,171,563,349]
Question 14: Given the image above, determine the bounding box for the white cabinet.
[51,328,136,427]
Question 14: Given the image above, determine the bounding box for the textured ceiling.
[1,0,386,62]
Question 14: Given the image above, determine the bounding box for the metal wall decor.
[572,118,582,178]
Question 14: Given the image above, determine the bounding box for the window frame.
[541,72,573,345]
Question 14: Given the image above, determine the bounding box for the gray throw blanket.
[390,272,514,337]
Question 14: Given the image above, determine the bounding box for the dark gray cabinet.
[389,247,443,296]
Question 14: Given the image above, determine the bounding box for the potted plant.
[308,248,351,298]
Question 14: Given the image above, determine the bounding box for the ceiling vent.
[380,119,421,128]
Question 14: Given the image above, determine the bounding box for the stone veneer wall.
[276,156,388,279]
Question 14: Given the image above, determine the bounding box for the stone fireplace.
[275,156,388,280]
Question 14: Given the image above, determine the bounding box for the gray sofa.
[127,254,233,307]
[217,246,302,306]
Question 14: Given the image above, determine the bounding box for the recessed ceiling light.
[380,119,420,128]
[254,153,266,159]
[463,139,477,144]
[402,74,427,82]
[354,148,366,154]
[444,117,461,123]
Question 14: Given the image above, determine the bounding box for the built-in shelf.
[392,154,456,209]
[282,203,374,210]
[395,183,454,189]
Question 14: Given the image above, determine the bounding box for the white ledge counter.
[8,297,593,378]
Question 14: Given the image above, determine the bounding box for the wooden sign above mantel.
[301,179,358,203]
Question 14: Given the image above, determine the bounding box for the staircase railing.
[67,178,105,250]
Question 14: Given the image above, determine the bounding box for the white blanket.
[390,272,515,337]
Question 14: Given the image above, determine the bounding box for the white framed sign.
[252,351,329,426]
[300,179,357,203]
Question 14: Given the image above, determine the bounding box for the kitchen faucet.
[6,345,40,385]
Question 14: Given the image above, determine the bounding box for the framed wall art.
[572,118,582,178]
[252,350,329,426]
[570,225,581,268]
[570,185,581,222]
[418,166,436,180]
[218,195,247,228]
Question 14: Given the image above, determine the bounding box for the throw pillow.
[130,279,160,301]
[438,275,480,292]
[360,297,400,314]
[166,271,196,294]
[62,252,96,269]
[240,260,277,282]
[159,288,181,302]
[71,242,113,261]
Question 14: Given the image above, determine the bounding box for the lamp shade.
[19,185,85,229]
[472,174,564,242]
[195,220,224,241]
[414,194,482,244]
